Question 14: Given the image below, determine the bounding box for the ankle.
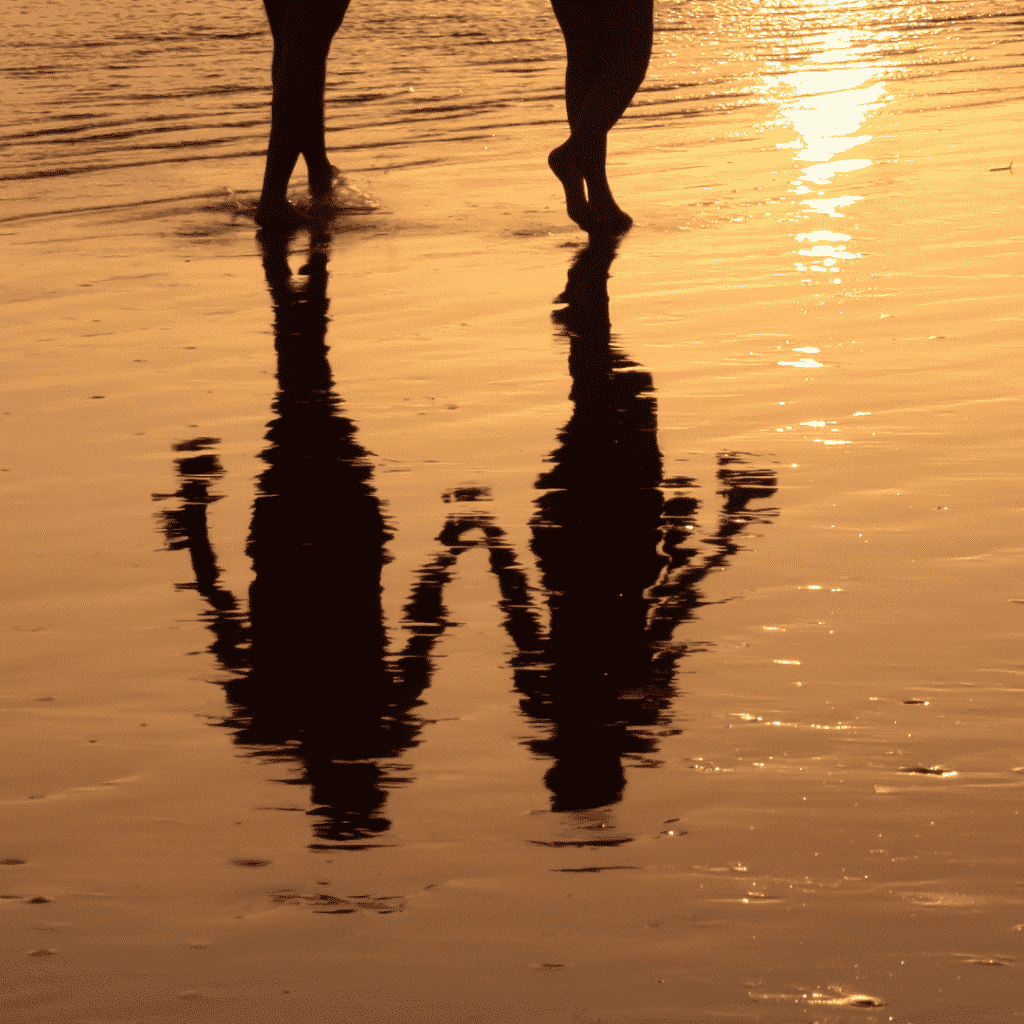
[308,165,339,196]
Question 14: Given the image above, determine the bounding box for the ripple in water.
[2,0,1019,218]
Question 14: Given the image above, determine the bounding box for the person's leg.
[257,0,350,227]
[548,0,653,232]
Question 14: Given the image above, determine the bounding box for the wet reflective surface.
[3,0,1019,217]
[2,1,1023,1022]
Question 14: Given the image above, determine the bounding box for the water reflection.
[515,239,778,814]
[759,24,889,277]
[157,227,429,849]
[155,230,778,844]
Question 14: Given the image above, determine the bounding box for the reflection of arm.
[153,441,250,675]
[394,512,546,685]
[393,457,776,686]
[646,455,778,649]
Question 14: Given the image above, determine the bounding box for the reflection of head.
[517,240,779,813]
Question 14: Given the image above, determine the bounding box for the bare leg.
[548,1,653,233]
[256,0,350,227]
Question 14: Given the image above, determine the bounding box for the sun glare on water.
[755,17,901,280]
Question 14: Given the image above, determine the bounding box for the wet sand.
[3,3,1024,1022]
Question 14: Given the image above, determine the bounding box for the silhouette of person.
[548,1,654,233]
[156,228,429,846]
[255,1,350,228]
[511,237,779,815]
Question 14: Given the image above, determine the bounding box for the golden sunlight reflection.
[778,357,823,368]
[758,24,893,278]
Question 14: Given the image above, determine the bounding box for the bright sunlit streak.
[756,20,896,277]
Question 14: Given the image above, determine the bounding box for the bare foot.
[254,198,310,229]
[548,143,590,229]
[583,202,633,235]
[548,143,633,234]
[308,164,342,205]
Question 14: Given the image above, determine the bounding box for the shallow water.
[4,0,1020,214]
[2,1,1023,1022]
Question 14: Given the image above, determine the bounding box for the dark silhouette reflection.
[154,228,779,844]
[155,228,437,848]
[511,237,779,814]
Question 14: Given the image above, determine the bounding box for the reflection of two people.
[157,229,777,847]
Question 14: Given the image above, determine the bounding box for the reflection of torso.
[533,361,664,675]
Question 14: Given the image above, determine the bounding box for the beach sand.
[3,7,1024,1022]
